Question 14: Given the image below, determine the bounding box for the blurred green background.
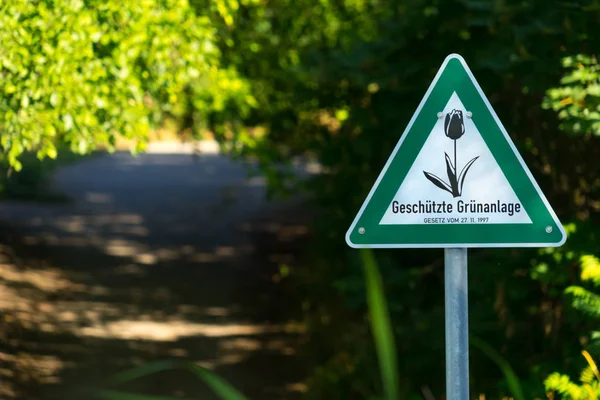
[1,0,600,399]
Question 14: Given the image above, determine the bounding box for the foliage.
[545,351,600,399]
[544,251,600,399]
[544,55,600,137]
[567,255,600,320]
[0,0,254,171]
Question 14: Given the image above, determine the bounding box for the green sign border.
[346,54,566,248]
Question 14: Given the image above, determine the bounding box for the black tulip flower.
[423,109,478,197]
[444,109,465,140]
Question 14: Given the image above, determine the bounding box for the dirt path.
[0,143,312,399]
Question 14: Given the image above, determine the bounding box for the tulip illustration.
[423,109,479,197]
[445,109,465,140]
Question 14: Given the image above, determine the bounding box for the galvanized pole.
[444,248,469,400]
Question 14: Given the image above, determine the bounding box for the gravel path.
[0,142,311,399]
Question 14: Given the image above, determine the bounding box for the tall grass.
[471,336,526,400]
[361,249,401,400]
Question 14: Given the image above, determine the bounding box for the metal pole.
[445,248,469,400]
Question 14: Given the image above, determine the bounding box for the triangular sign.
[346,54,566,248]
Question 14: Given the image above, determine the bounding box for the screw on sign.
[345,54,566,400]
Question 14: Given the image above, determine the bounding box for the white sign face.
[380,92,532,225]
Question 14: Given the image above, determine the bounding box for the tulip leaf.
[423,171,452,194]
[445,153,458,196]
[444,152,455,172]
[458,156,479,195]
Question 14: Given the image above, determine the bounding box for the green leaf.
[360,249,400,400]
[566,286,600,317]
[580,255,600,286]
[50,92,59,107]
[544,372,585,398]
[64,114,74,131]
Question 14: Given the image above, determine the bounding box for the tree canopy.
[0,0,254,170]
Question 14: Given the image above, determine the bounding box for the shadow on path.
[0,151,313,399]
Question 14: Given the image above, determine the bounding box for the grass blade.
[361,249,400,400]
[582,350,600,381]
[97,389,189,400]
[103,360,249,400]
[188,364,249,400]
[107,360,184,387]
[471,335,525,400]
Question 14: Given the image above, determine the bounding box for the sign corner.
[345,227,359,248]
[444,53,467,64]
